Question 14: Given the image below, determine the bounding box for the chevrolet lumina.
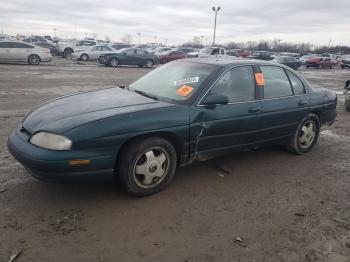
[7,58,337,196]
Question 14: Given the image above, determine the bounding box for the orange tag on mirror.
[176,85,194,96]
[255,73,265,86]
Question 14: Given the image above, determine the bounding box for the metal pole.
[212,6,220,46]
[213,11,217,46]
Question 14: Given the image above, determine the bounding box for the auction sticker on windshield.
[174,77,199,86]
[176,85,194,97]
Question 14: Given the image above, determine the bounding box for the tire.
[28,55,41,65]
[110,58,119,67]
[330,64,334,69]
[80,54,89,61]
[117,137,177,196]
[286,114,320,155]
[63,48,73,58]
[145,59,154,68]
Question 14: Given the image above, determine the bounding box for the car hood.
[22,87,173,134]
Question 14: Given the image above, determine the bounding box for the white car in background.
[58,39,97,58]
[187,47,226,58]
[72,45,117,61]
[0,41,51,65]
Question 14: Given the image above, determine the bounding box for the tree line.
[181,39,350,54]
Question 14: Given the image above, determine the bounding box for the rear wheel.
[28,55,41,65]
[80,54,89,61]
[286,114,320,155]
[117,137,177,196]
[110,58,119,67]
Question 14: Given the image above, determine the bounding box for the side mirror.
[345,80,350,90]
[201,93,228,106]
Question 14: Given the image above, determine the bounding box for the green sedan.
[7,58,337,196]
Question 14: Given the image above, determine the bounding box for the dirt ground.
[0,57,350,262]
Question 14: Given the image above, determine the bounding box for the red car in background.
[158,50,187,64]
[306,56,336,69]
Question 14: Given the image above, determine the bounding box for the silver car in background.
[72,45,116,61]
[0,41,51,65]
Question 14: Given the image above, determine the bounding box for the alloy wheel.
[299,120,316,149]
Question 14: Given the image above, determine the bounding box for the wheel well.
[64,47,73,52]
[310,110,322,124]
[116,132,183,167]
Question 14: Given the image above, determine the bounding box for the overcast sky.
[1,0,349,46]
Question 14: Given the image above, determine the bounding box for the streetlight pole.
[53,28,56,38]
[212,6,221,46]
[137,33,141,44]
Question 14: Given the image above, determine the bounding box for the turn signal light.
[68,159,91,166]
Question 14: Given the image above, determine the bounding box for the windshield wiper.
[133,90,158,100]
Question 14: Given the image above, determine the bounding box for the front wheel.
[28,55,41,65]
[117,137,177,196]
[145,59,154,68]
[110,58,119,67]
[286,114,320,155]
[80,54,89,61]
[63,48,73,58]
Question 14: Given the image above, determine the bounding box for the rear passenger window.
[261,66,293,98]
[12,43,33,48]
[0,42,12,48]
[210,66,256,103]
[286,71,305,95]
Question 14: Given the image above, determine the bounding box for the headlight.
[30,132,72,150]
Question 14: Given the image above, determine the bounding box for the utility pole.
[137,33,141,44]
[212,6,221,46]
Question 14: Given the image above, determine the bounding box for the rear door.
[9,42,34,62]
[0,42,12,61]
[135,49,147,65]
[257,65,309,145]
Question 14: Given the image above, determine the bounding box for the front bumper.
[97,57,108,65]
[7,127,117,182]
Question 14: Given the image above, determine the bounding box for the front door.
[190,65,261,160]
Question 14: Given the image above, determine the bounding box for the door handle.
[248,106,261,113]
[298,100,309,106]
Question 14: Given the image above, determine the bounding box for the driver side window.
[210,66,256,103]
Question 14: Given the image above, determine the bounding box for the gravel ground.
[0,57,350,262]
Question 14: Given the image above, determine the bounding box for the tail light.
[43,48,50,53]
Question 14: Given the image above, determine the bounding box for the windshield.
[129,61,219,104]
[200,47,213,54]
